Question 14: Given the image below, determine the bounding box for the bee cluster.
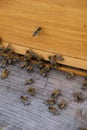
[20,77,36,105]
[43,89,67,115]
[0,38,87,129]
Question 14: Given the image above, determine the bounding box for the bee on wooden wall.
[27,65,33,73]
[54,54,64,61]
[25,50,33,60]
[73,92,84,103]
[66,72,76,80]
[48,106,59,115]
[1,69,9,79]
[20,62,27,69]
[20,96,29,105]
[12,54,20,63]
[58,100,67,109]
[24,78,34,85]
[48,55,57,66]
[38,61,45,69]
[7,56,13,65]
[27,87,36,96]
[0,58,8,68]
[32,27,42,37]
[51,89,61,99]
[44,64,50,72]
[39,68,47,77]
[43,99,56,105]
[4,45,14,53]
[81,79,87,90]
[35,54,44,61]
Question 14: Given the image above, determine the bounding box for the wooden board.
[0,0,87,69]
[0,61,87,130]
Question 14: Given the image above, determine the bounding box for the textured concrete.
[0,62,87,130]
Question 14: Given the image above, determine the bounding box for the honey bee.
[51,89,61,99]
[24,78,34,85]
[44,64,50,71]
[66,72,76,80]
[48,55,57,65]
[38,61,44,69]
[58,100,67,109]
[4,45,14,53]
[27,87,36,96]
[54,54,64,61]
[27,65,33,73]
[25,50,32,60]
[43,99,56,105]
[0,59,8,68]
[20,96,29,105]
[32,27,42,37]
[1,69,9,79]
[82,79,87,90]
[48,106,59,115]
[39,68,47,77]
[7,56,13,65]
[20,62,27,68]
[35,54,44,61]
[73,92,84,103]
[12,54,20,63]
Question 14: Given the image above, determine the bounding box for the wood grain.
[0,0,87,69]
[0,61,87,130]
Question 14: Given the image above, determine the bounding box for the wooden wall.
[0,0,87,69]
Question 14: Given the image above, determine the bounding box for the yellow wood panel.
[0,0,87,69]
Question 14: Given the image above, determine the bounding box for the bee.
[4,45,14,53]
[39,68,47,77]
[0,59,8,68]
[43,99,56,105]
[12,54,20,63]
[38,61,44,69]
[54,54,64,61]
[20,96,29,105]
[66,72,76,80]
[35,54,44,61]
[20,62,27,69]
[7,56,13,64]
[24,78,34,85]
[27,87,36,96]
[1,69,9,79]
[83,79,87,86]
[51,89,61,99]
[27,65,33,73]
[32,27,42,37]
[48,55,57,65]
[25,50,33,60]
[82,79,87,90]
[79,128,87,130]
[58,100,67,109]
[44,64,50,71]
[73,92,84,103]
[48,106,59,115]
